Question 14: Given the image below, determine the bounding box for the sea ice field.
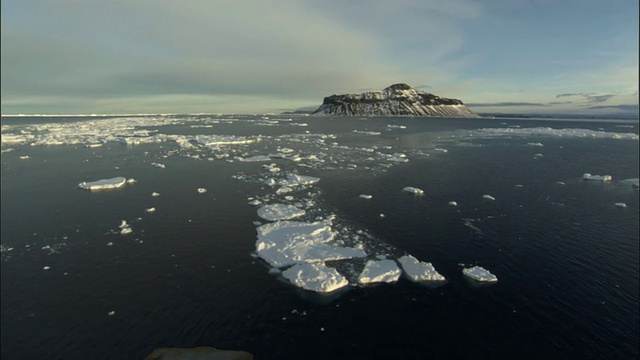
[1,114,638,359]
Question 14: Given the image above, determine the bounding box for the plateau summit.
[312,83,479,117]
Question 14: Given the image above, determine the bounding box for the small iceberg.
[281,262,349,293]
[358,259,401,284]
[462,266,498,282]
[257,204,306,221]
[78,177,127,190]
[448,201,458,206]
[403,187,424,195]
[119,220,132,235]
[151,192,161,197]
[483,194,496,201]
[197,188,207,194]
[615,202,627,208]
[145,207,156,213]
[359,194,373,199]
[151,162,166,169]
[397,255,445,282]
[583,173,612,181]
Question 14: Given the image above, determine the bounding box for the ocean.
[1,115,638,359]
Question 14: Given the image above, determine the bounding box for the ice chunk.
[462,266,498,282]
[483,194,496,201]
[240,155,271,162]
[248,199,262,206]
[197,188,207,194]
[615,202,627,208]
[126,178,137,184]
[582,173,612,181]
[397,255,445,281]
[151,192,161,197]
[448,201,458,206]
[434,148,448,153]
[403,187,424,195]
[78,177,127,190]
[151,162,165,169]
[255,221,367,268]
[20,155,30,159]
[145,207,156,213]
[278,174,320,187]
[257,204,306,221]
[359,194,373,199]
[281,262,349,293]
[358,259,401,284]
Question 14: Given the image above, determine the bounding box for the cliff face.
[312,83,478,117]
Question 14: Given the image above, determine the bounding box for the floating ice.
[151,192,161,197]
[255,220,367,268]
[278,174,320,187]
[583,173,612,181]
[126,178,137,184]
[621,178,639,188]
[483,194,496,201]
[403,187,424,195]
[358,259,401,284]
[353,130,381,135]
[434,148,448,153]
[281,262,349,293]
[119,220,132,235]
[145,207,156,213]
[240,155,271,162]
[463,266,498,282]
[527,142,544,146]
[78,177,127,190]
[43,266,51,270]
[359,194,373,199]
[257,204,306,221]
[615,202,627,208]
[248,199,262,206]
[197,188,207,194]
[387,125,407,129]
[397,255,445,281]
[19,155,30,159]
[151,162,165,169]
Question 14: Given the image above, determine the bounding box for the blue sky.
[1,0,638,116]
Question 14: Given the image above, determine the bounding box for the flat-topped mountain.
[312,83,479,117]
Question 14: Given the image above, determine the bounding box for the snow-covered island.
[312,83,479,117]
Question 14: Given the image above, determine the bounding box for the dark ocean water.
[1,115,638,359]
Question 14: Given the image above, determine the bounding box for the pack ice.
[282,262,349,293]
[257,204,306,221]
[78,177,127,190]
[255,220,367,268]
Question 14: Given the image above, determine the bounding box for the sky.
[1,0,638,116]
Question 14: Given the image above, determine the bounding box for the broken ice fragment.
[483,194,496,201]
[582,173,612,181]
[78,177,127,190]
[151,192,161,197]
[397,255,445,282]
[281,262,349,293]
[257,204,306,221]
[403,187,424,195]
[462,266,498,282]
[615,202,627,208]
[359,194,373,199]
[448,201,458,206]
[145,207,156,213]
[197,188,207,194]
[357,259,401,284]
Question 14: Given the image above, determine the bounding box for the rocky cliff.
[312,83,478,117]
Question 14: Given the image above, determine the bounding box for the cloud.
[555,92,615,103]
[587,104,639,112]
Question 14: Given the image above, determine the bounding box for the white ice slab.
[281,262,349,293]
[358,259,401,284]
[257,204,306,221]
[397,255,445,281]
[78,177,127,190]
[403,187,424,195]
[255,220,367,268]
[240,155,271,162]
[277,174,320,187]
[582,173,612,181]
[462,266,498,282]
[615,202,627,208]
[197,188,207,194]
[359,194,373,199]
[483,194,496,201]
[448,201,458,206]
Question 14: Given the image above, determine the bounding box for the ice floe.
[239,155,271,162]
[462,266,498,282]
[476,127,639,140]
[359,194,373,199]
[197,188,207,194]
[357,259,401,284]
[448,201,458,206]
[483,194,496,201]
[615,203,627,208]
[151,192,161,197]
[78,177,127,190]
[582,173,612,181]
[151,162,166,169]
[397,255,445,282]
[403,187,424,195]
[255,220,367,268]
[145,207,156,213]
[281,262,349,293]
[119,220,132,235]
[257,204,306,221]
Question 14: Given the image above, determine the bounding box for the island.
[312,83,479,117]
